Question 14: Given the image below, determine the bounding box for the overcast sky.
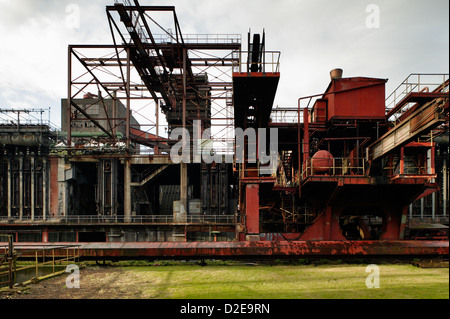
[0,0,448,127]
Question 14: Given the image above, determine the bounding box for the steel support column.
[444,157,448,216]
[324,206,332,240]
[31,155,35,221]
[179,47,188,219]
[126,47,131,149]
[42,158,47,221]
[245,184,259,235]
[399,206,408,239]
[179,162,188,222]
[7,156,11,219]
[19,157,23,221]
[124,159,131,223]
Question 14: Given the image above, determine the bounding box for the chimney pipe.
[330,68,343,80]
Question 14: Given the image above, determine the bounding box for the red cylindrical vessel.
[311,150,333,174]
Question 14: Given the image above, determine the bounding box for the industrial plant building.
[0,1,448,259]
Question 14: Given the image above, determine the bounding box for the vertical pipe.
[7,156,11,219]
[19,157,23,221]
[31,155,35,221]
[112,90,117,137]
[42,158,47,221]
[303,107,309,160]
[155,99,159,155]
[124,159,131,223]
[126,47,131,149]
[420,197,424,220]
[443,157,447,217]
[432,192,435,221]
[297,99,301,186]
[182,47,187,153]
[430,144,435,175]
[112,159,117,216]
[8,257,13,289]
[180,47,188,218]
[98,160,103,216]
[400,147,404,175]
[8,236,13,289]
[68,46,72,148]
[35,250,38,278]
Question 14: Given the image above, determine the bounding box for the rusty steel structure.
[0,1,448,259]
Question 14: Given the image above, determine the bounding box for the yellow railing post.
[35,250,38,278]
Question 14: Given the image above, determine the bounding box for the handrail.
[233,50,281,73]
[301,156,366,180]
[0,215,236,224]
[385,73,449,120]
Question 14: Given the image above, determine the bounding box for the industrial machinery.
[0,1,448,259]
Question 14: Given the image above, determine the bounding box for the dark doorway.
[78,231,106,242]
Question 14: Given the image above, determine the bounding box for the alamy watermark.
[65,264,80,288]
[365,4,380,29]
[365,264,380,288]
[169,120,279,174]
[65,4,80,29]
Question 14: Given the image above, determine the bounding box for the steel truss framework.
[68,1,242,154]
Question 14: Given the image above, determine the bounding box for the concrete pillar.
[57,158,66,217]
[42,228,48,243]
[124,159,131,223]
[179,162,188,222]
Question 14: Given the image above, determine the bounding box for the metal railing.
[301,157,366,180]
[0,242,79,288]
[385,73,449,121]
[175,34,241,44]
[384,158,430,177]
[271,107,302,124]
[0,215,236,224]
[233,50,281,73]
[408,214,449,224]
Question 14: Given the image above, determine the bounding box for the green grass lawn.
[117,263,449,299]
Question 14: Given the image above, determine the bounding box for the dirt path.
[1,266,138,299]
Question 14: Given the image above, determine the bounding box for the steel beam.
[367,98,448,161]
[69,240,449,258]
